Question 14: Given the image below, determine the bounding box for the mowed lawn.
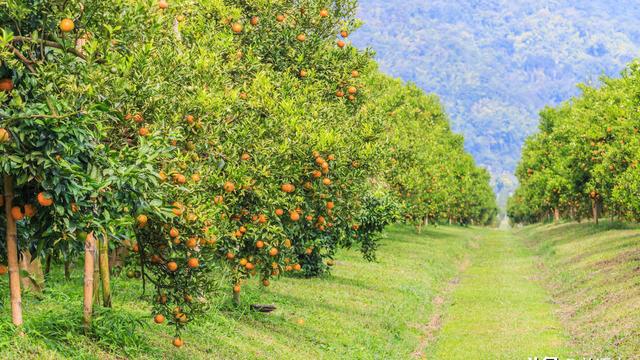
[0,225,473,359]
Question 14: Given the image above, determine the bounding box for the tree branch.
[11,36,97,62]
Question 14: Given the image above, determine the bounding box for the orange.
[326,201,335,209]
[187,258,199,268]
[185,114,194,124]
[351,70,360,78]
[283,239,292,248]
[293,264,302,271]
[241,152,251,161]
[226,252,235,260]
[256,240,264,249]
[167,261,178,272]
[239,258,248,266]
[191,173,201,182]
[336,90,344,97]
[322,178,332,185]
[139,127,150,137]
[158,0,169,9]
[337,40,346,48]
[262,279,270,287]
[233,284,241,293]
[186,237,197,249]
[59,18,74,32]
[348,86,357,95]
[276,14,285,22]
[269,248,278,256]
[223,181,235,192]
[133,113,143,123]
[136,214,148,227]
[0,79,13,92]
[281,183,295,193]
[341,30,349,38]
[214,195,224,204]
[258,214,268,224]
[154,314,165,324]
[290,211,300,221]
[275,208,284,216]
[312,170,322,178]
[296,33,306,42]
[172,337,183,348]
[320,9,329,18]
[0,128,10,143]
[250,16,259,26]
[245,262,254,270]
[10,206,24,221]
[231,23,243,33]
[299,69,308,78]
[0,265,7,275]
[327,154,335,161]
[169,227,179,238]
[37,192,54,207]
[24,204,36,217]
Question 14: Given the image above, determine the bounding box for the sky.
[351,0,640,205]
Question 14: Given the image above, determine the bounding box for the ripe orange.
[233,284,241,293]
[185,114,194,124]
[139,127,150,137]
[223,181,235,192]
[172,337,183,348]
[351,70,360,78]
[276,14,285,22]
[158,0,169,9]
[336,90,344,97]
[326,201,335,210]
[191,173,201,182]
[303,182,313,190]
[245,262,254,270]
[312,170,322,178]
[284,239,292,248]
[337,40,346,48]
[239,258,248,266]
[250,16,259,26]
[348,86,357,95]
[214,195,224,204]
[275,208,284,216]
[0,128,10,144]
[37,192,54,207]
[239,226,247,234]
[256,240,265,249]
[290,211,300,221]
[293,263,302,271]
[170,227,179,238]
[241,152,251,161]
[187,258,199,268]
[167,261,178,272]
[231,23,243,33]
[136,214,148,227]
[11,206,24,221]
[269,248,278,256]
[299,69,308,77]
[258,214,268,224]
[59,18,74,32]
[262,279,270,287]
[133,113,143,123]
[327,154,335,161]
[320,9,329,18]
[305,215,313,222]
[341,30,349,38]
[186,237,197,249]
[0,79,13,92]
[281,183,295,193]
[322,178,332,185]
[296,33,306,42]
[24,204,36,217]
[226,252,235,260]
[305,247,313,255]
[154,314,165,324]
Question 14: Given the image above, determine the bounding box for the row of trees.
[509,61,640,224]
[1,0,496,347]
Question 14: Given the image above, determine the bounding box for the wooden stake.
[83,232,96,332]
[99,234,111,307]
[4,175,23,326]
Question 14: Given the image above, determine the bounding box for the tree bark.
[4,175,23,326]
[44,253,52,276]
[553,208,560,223]
[592,198,599,224]
[99,234,112,307]
[93,245,100,306]
[83,232,97,332]
[64,260,71,281]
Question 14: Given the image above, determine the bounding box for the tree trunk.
[553,208,560,223]
[64,260,71,281]
[424,215,429,226]
[44,253,52,276]
[19,251,44,292]
[592,198,599,224]
[83,232,97,332]
[99,234,112,307]
[4,175,23,326]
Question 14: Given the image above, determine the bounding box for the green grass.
[515,221,640,358]
[0,225,473,359]
[429,228,574,359]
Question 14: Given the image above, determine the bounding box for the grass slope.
[515,221,640,358]
[430,228,573,359]
[0,225,473,359]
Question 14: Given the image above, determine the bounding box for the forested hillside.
[352,0,640,202]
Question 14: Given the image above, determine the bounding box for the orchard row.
[0,0,496,347]
[509,61,640,224]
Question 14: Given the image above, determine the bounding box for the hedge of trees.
[1,0,496,347]
[508,60,640,224]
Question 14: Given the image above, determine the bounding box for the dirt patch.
[411,257,470,359]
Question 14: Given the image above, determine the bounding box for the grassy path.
[430,228,573,359]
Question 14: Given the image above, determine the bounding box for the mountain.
[351,0,640,206]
